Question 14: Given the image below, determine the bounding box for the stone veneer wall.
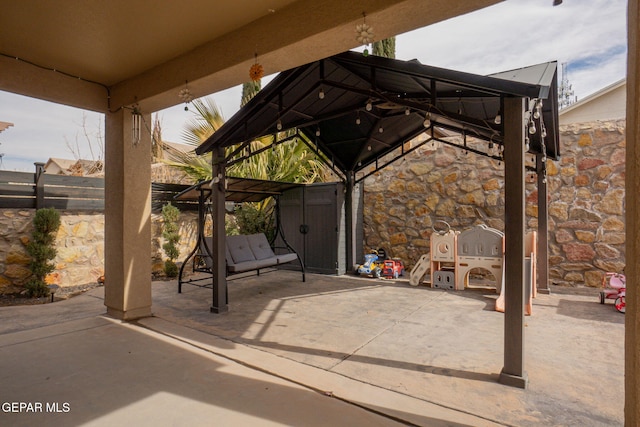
[0,209,199,294]
[363,120,626,288]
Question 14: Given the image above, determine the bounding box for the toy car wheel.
[615,296,626,313]
[599,291,605,304]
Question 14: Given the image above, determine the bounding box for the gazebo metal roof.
[196,51,559,176]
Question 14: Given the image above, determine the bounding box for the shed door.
[304,185,338,274]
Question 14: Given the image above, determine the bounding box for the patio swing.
[174,177,305,293]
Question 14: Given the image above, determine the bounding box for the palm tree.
[372,37,396,59]
[164,92,329,236]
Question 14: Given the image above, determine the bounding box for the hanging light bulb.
[356,117,361,125]
[366,100,373,111]
[423,115,430,128]
[528,121,537,135]
[525,137,530,152]
[367,145,372,151]
[378,126,383,133]
[494,113,502,125]
[318,88,325,99]
[316,128,321,137]
[405,107,410,116]
[276,119,282,131]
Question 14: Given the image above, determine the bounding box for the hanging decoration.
[131,105,142,146]
[355,12,374,56]
[178,81,194,111]
[249,52,264,82]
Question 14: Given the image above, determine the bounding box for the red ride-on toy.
[599,272,626,313]
[382,258,405,279]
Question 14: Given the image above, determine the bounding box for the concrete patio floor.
[0,270,624,426]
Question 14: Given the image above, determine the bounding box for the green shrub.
[234,202,275,241]
[25,208,61,297]
[162,203,180,278]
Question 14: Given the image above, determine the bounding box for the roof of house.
[0,121,14,133]
[559,78,626,123]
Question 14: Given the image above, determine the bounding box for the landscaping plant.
[162,202,180,278]
[25,207,61,297]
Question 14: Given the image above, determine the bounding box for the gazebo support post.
[536,152,550,294]
[499,96,528,389]
[211,146,229,313]
[345,170,356,272]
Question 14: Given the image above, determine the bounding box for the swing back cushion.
[226,233,297,273]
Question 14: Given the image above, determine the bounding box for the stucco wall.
[363,120,626,288]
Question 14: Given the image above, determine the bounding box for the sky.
[0,0,628,172]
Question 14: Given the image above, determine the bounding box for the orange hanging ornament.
[249,53,264,81]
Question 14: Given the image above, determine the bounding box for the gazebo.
[196,51,559,388]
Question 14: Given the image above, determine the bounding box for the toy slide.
[496,232,537,315]
[409,253,430,286]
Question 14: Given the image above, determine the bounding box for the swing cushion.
[247,233,276,260]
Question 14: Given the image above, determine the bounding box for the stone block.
[601,217,625,231]
[389,233,408,245]
[387,180,406,193]
[578,158,605,170]
[569,208,602,222]
[5,251,31,265]
[575,231,596,243]
[4,264,32,280]
[482,178,501,191]
[610,148,626,166]
[406,181,424,193]
[600,232,625,245]
[549,202,569,221]
[558,220,599,230]
[564,272,583,283]
[596,165,612,179]
[555,229,573,244]
[574,175,590,186]
[443,172,458,184]
[595,189,624,215]
[562,243,596,262]
[585,270,604,288]
[594,243,620,259]
[577,133,593,146]
[409,163,433,176]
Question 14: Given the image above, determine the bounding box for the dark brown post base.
[499,370,529,389]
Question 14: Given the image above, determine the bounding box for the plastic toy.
[382,258,405,279]
[356,248,386,278]
[599,272,626,313]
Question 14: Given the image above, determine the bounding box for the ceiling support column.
[499,96,528,389]
[104,109,152,320]
[626,0,640,423]
[536,153,550,294]
[211,146,229,313]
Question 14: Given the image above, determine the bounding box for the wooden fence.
[0,164,195,212]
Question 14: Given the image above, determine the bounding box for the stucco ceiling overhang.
[0,0,502,113]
